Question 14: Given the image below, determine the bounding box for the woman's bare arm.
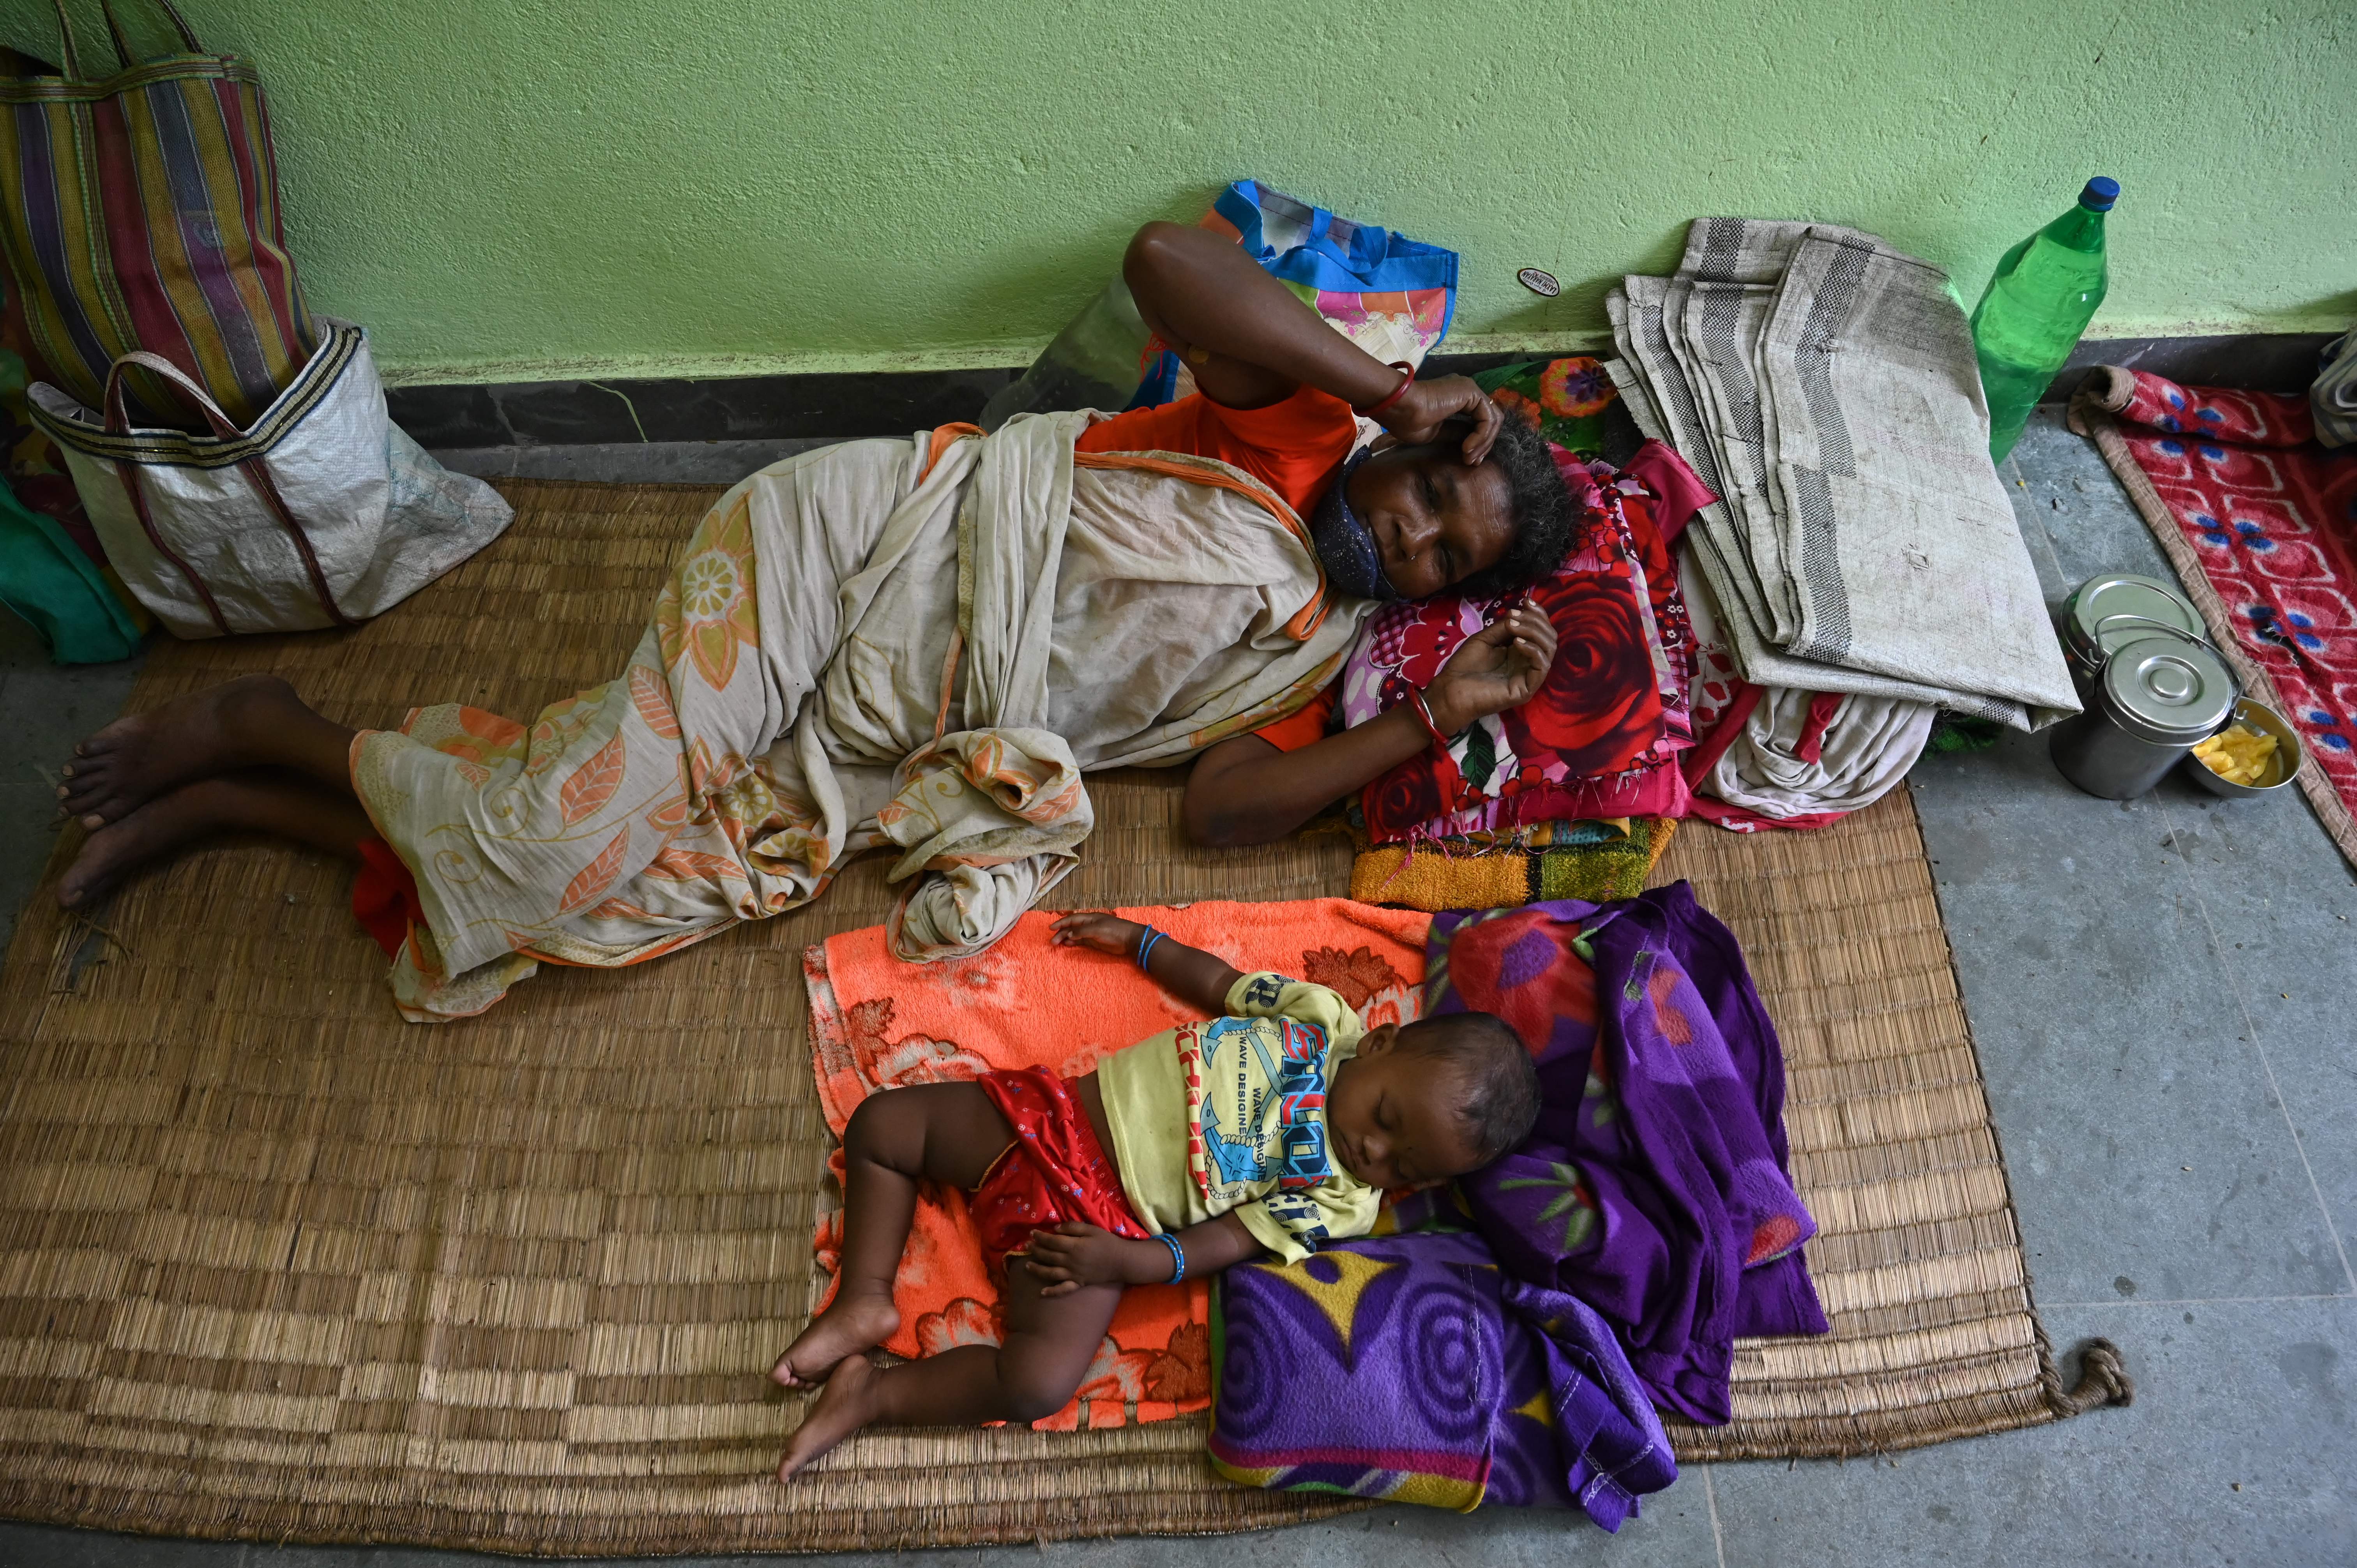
[1121,221,1500,460]
[1184,713,1432,848]
[1184,602,1558,846]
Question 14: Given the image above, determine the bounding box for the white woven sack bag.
[28,318,512,637]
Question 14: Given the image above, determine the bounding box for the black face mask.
[1308,449,1400,601]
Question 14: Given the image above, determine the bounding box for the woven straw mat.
[0,479,2080,1555]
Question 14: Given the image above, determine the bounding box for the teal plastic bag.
[0,477,141,663]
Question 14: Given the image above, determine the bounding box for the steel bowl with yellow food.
[2183,698,2304,799]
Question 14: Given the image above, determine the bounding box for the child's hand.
[1057,912,1241,1017]
[1023,1222,1166,1295]
[1050,911,1144,957]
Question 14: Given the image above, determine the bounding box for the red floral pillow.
[1341,451,1694,844]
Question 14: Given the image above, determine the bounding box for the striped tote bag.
[0,0,315,433]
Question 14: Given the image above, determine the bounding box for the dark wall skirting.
[2050,333,2336,400]
[386,368,1021,450]
[385,337,2336,450]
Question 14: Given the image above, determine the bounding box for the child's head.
[1326,1011,1541,1189]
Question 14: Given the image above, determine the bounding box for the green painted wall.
[5,0,2350,385]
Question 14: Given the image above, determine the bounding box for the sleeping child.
[770,909,1543,1479]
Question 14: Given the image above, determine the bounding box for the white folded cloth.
[1608,218,2081,730]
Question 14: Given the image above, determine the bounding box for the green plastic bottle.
[1970,177,2118,463]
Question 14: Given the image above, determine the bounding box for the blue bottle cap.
[2079,177,2120,212]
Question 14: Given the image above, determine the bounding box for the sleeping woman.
[51,221,1573,1020]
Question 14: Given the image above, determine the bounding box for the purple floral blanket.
[1209,1226,1675,1529]
[1207,881,1824,1527]
[1434,882,1827,1423]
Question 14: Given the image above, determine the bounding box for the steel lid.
[2062,574,2202,665]
[2100,635,2235,745]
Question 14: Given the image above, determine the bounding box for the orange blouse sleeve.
[1248,683,1338,751]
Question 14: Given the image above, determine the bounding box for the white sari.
[351,413,1371,1020]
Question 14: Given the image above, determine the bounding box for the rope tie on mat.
[2041,1337,2135,1416]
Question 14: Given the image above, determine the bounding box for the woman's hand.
[1180,600,1559,847]
[1023,1222,1169,1296]
[1373,374,1503,464]
[1051,911,1143,955]
[1424,600,1558,734]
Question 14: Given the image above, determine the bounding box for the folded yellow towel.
[1350,818,1677,912]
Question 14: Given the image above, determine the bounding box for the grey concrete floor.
[0,407,2350,1566]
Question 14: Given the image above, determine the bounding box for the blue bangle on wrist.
[1135,925,1165,972]
[1156,1232,1186,1282]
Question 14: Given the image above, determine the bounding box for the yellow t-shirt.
[1097,971,1380,1264]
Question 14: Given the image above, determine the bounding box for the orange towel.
[805,898,1432,1431]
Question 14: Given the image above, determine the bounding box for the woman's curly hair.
[1452,411,1576,598]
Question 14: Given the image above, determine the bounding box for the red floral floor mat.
[2071,365,2357,867]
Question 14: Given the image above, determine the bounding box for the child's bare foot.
[58,675,310,828]
[771,1290,899,1388]
[776,1353,882,1481]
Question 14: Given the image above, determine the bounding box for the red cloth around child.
[970,1067,1150,1275]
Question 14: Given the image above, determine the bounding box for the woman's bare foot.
[58,675,325,828]
[57,770,373,910]
[776,1353,883,1481]
[770,1290,900,1388]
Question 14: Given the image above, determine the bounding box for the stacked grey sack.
[1606,219,2080,730]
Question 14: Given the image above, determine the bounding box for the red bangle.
[1359,361,1415,418]
[1408,687,1452,750]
